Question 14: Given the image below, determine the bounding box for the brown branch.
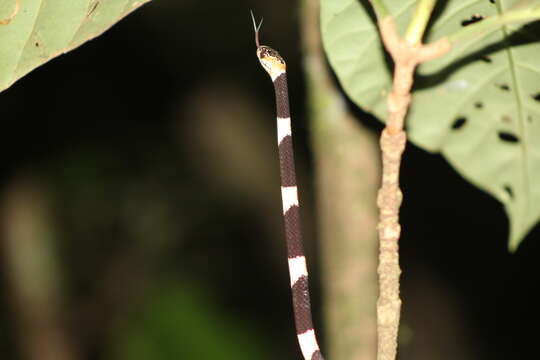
[375,16,450,360]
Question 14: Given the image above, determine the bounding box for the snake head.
[256,45,286,80]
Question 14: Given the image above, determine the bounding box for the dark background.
[0,1,539,359]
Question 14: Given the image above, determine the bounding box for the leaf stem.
[404,0,437,45]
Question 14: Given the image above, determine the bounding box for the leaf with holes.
[0,0,151,93]
[321,0,540,250]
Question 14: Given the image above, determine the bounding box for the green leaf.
[0,0,151,93]
[321,0,540,250]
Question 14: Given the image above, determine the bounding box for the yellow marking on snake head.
[257,45,286,79]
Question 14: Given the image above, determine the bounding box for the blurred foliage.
[109,281,268,360]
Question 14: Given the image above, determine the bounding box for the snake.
[251,12,325,360]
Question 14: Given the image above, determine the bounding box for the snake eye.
[258,46,285,65]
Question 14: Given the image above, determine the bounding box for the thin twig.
[375,15,449,360]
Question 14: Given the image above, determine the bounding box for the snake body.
[253,14,325,360]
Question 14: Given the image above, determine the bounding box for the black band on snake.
[251,12,324,360]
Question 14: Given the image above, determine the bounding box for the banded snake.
[251,11,324,360]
